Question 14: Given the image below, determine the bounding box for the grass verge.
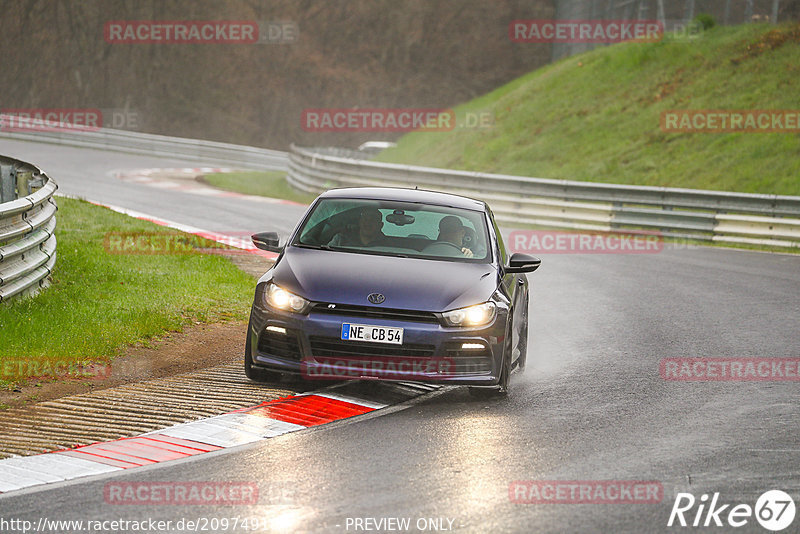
[0,197,255,389]
[203,171,316,204]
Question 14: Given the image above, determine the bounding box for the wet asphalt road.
[0,138,306,236]
[1,138,799,533]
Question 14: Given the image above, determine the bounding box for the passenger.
[328,207,388,247]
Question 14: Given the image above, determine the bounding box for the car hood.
[269,247,499,312]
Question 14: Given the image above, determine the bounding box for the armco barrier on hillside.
[287,144,800,250]
[2,119,797,250]
[0,155,57,302]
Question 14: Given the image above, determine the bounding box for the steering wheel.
[422,240,468,257]
[462,227,485,257]
[437,240,473,257]
[440,240,463,251]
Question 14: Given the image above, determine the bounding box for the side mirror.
[505,253,541,273]
[252,231,282,253]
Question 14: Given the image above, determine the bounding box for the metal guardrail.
[0,155,58,302]
[0,115,289,172]
[288,144,800,248]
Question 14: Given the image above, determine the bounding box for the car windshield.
[292,198,491,263]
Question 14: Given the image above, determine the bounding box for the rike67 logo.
[668,490,796,531]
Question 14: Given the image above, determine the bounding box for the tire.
[469,318,512,398]
[244,335,283,383]
[516,292,529,373]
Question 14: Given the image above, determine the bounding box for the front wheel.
[468,320,511,398]
[244,335,283,383]
[516,292,529,373]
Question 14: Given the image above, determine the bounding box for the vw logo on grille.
[367,293,385,304]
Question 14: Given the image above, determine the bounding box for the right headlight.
[441,301,496,327]
[264,281,311,314]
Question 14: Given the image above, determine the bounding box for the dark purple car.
[246,187,540,396]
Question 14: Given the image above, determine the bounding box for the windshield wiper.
[298,243,410,258]
[298,243,342,251]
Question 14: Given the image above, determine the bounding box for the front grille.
[257,328,302,360]
[444,343,493,375]
[309,336,435,358]
[310,303,439,324]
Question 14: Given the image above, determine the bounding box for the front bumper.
[246,300,509,386]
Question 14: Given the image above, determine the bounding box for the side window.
[488,208,507,265]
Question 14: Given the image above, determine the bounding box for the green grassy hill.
[377,23,800,196]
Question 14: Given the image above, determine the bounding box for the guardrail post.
[0,165,15,203]
[28,173,46,191]
[16,170,32,198]
[0,155,58,302]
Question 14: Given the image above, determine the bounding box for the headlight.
[264,282,311,314]
[441,302,496,327]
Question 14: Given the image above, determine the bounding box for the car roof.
[318,187,487,211]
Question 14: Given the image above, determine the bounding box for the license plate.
[341,323,403,345]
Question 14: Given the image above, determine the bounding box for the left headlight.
[264,281,311,314]
[440,301,496,327]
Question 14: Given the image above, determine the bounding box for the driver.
[328,207,388,247]
[462,226,486,258]
[422,215,474,257]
